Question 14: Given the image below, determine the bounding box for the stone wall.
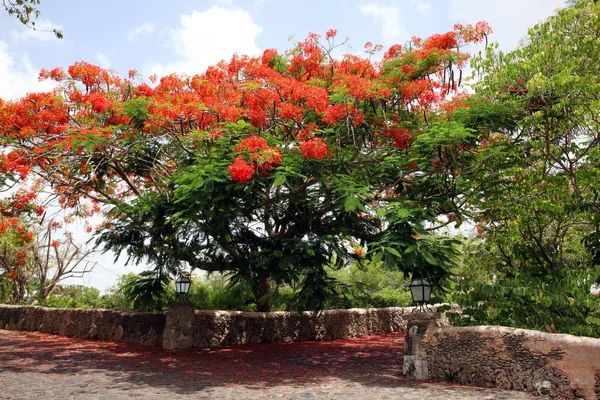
[0,304,421,348]
[190,307,411,348]
[405,321,600,400]
[0,304,165,346]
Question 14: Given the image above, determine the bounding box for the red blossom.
[383,126,412,149]
[300,138,328,160]
[229,156,256,183]
[8,269,18,281]
[87,93,112,113]
[236,135,269,154]
[383,44,403,60]
[261,49,279,65]
[423,32,457,50]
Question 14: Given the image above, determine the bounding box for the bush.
[370,287,413,308]
[34,263,417,312]
[189,274,256,311]
[446,269,600,338]
[42,286,105,309]
[324,260,413,309]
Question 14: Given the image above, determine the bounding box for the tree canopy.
[0,25,491,310]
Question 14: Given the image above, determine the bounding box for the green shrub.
[370,287,413,308]
[446,269,600,338]
[42,286,104,309]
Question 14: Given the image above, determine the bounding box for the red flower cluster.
[87,92,112,113]
[230,135,282,183]
[297,123,318,142]
[383,126,412,149]
[38,67,66,82]
[423,32,457,51]
[236,135,269,154]
[300,138,328,160]
[8,269,18,281]
[0,151,30,179]
[229,156,256,183]
[383,44,403,61]
[14,251,27,266]
[0,218,19,234]
[67,61,112,88]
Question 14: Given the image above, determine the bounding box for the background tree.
[30,218,97,300]
[444,0,600,336]
[0,208,96,304]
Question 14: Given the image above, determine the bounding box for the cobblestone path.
[0,329,536,399]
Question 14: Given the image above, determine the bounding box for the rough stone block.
[163,302,195,350]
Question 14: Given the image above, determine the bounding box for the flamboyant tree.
[0,26,490,310]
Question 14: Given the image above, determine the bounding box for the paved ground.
[0,329,537,399]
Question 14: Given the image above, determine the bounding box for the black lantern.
[175,274,191,296]
[409,276,432,312]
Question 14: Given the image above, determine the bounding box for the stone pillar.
[163,302,195,350]
[403,312,441,380]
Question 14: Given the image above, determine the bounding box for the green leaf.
[344,196,363,212]
[272,173,287,188]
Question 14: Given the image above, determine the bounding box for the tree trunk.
[253,275,272,312]
[12,280,25,304]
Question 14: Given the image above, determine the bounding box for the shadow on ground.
[0,329,531,399]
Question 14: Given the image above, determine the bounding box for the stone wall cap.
[0,304,165,316]
[435,325,600,347]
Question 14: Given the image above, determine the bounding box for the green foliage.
[372,215,462,290]
[120,271,173,312]
[447,269,600,337]
[442,0,600,338]
[42,286,104,309]
[323,260,413,309]
[32,262,415,312]
[0,278,12,304]
[189,274,256,311]
[2,0,63,38]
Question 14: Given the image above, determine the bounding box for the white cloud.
[359,3,407,43]
[126,22,155,42]
[408,0,431,14]
[10,18,64,42]
[449,0,567,51]
[95,53,110,68]
[0,41,56,100]
[149,7,262,77]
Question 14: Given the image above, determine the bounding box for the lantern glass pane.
[410,278,424,302]
[176,276,191,294]
[423,284,432,302]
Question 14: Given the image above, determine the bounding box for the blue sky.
[0,0,567,290]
